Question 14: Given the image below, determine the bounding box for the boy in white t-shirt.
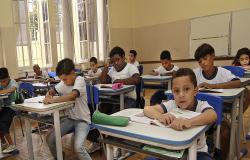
[144,68,217,155]
[128,50,140,67]
[150,50,179,105]
[99,46,140,113]
[33,64,49,79]
[88,57,102,77]
[44,58,91,160]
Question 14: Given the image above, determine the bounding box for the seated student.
[99,46,140,112]
[88,57,102,77]
[44,58,91,160]
[144,68,217,155]
[150,50,179,105]
[128,50,140,67]
[232,47,250,70]
[33,64,49,79]
[0,67,18,153]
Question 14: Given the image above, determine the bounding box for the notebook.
[199,88,224,93]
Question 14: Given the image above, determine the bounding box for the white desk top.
[13,96,74,113]
[240,78,250,86]
[165,88,245,100]
[32,83,54,89]
[0,94,8,99]
[141,75,172,81]
[94,109,208,149]
[20,78,44,83]
[95,84,135,95]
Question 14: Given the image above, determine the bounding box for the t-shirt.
[154,65,179,75]
[0,79,17,107]
[34,70,49,79]
[161,100,214,152]
[108,63,139,99]
[129,61,140,67]
[193,67,238,85]
[55,76,90,123]
[88,68,102,77]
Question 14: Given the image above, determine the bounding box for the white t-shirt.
[194,67,238,85]
[34,70,49,79]
[129,61,140,67]
[161,100,214,152]
[108,63,139,99]
[55,76,90,123]
[154,65,179,75]
[88,68,102,77]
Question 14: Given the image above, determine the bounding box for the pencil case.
[112,83,124,90]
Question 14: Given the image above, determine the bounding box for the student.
[128,50,140,67]
[150,50,179,105]
[44,58,91,160]
[99,46,140,111]
[0,67,17,153]
[33,64,49,79]
[88,57,102,77]
[232,47,250,70]
[144,68,217,154]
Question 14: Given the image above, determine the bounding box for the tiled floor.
[4,89,250,160]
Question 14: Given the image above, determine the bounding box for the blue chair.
[167,92,223,153]
[223,66,245,77]
[48,71,56,78]
[86,85,99,114]
[19,82,35,98]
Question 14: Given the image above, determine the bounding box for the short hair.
[194,43,215,61]
[232,47,250,66]
[56,58,75,76]
[0,67,10,80]
[109,46,125,58]
[172,68,197,88]
[90,57,98,64]
[129,50,137,57]
[160,50,171,60]
[33,64,39,70]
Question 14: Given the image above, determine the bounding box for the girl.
[232,47,250,70]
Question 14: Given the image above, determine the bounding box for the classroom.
[1,0,250,160]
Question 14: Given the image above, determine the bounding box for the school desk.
[13,96,74,160]
[95,84,135,110]
[94,108,209,160]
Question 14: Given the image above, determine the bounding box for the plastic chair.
[48,71,56,78]
[19,82,35,97]
[86,84,99,115]
[138,65,144,75]
[167,92,223,152]
[136,77,145,108]
[223,66,245,77]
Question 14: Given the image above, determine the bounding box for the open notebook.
[129,108,200,128]
[199,88,224,93]
[24,96,45,103]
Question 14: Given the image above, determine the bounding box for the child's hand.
[150,71,159,76]
[199,82,213,89]
[169,118,192,131]
[157,113,176,125]
[43,96,54,104]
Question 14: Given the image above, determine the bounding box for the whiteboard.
[190,13,231,58]
[231,9,250,56]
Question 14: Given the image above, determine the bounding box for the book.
[199,88,224,93]
[142,145,185,158]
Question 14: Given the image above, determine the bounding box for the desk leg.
[188,141,197,160]
[24,118,34,160]
[229,100,237,160]
[120,94,124,110]
[53,111,63,160]
[106,144,113,160]
[239,92,245,142]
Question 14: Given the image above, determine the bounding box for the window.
[56,0,64,61]
[13,0,52,68]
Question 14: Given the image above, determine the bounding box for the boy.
[33,64,49,79]
[88,57,102,77]
[144,68,217,153]
[150,50,179,105]
[128,50,140,67]
[44,58,91,160]
[0,67,17,153]
[99,46,140,111]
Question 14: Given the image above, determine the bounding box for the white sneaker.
[2,145,16,153]
[85,142,101,153]
[113,147,121,159]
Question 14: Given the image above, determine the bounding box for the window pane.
[80,42,88,59]
[78,2,86,22]
[77,0,84,4]
[79,22,87,41]
[43,23,50,43]
[23,46,30,66]
[16,46,24,67]
[45,44,51,64]
[42,0,48,21]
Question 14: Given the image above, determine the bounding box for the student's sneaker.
[85,142,101,153]
[113,147,121,159]
[1,142,8,150]
[2,145,17,153]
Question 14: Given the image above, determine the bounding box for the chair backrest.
[48,71,56,78]
[19,82,35,98]
[136,77,145,108]
[223,66,245,77]
[138,65,144,75]
[86,85,99,114]
[167,92,223,125]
